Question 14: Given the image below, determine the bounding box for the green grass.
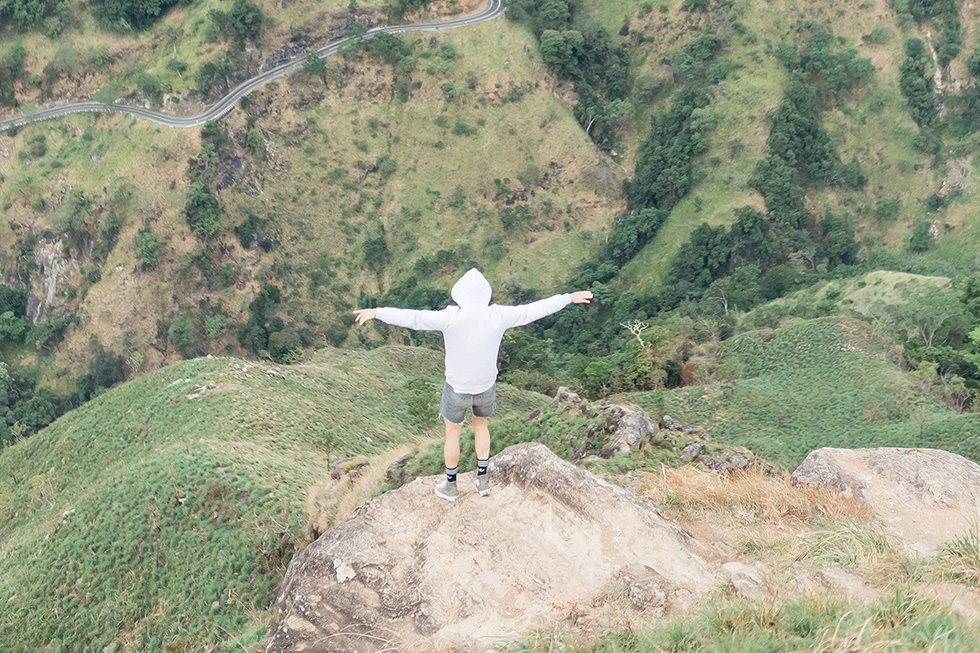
[615,316,980,468]
[392,395,689,486]
[739,270,951,330]
[0,345,546,653]
[509,590,980,652]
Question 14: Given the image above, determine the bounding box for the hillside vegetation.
[619,316,980,467]
[0,0,978,648]
[0,344,545,652]
[0,0,978,429]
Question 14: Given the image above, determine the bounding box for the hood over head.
[451,268,492,307]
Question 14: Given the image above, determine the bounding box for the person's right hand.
[353,308,377,325]
[569,290,593,304]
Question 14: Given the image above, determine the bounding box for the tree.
[93,0,180,30]
[195,55,234,95]
[247,128,264,155]
[627,88,713,212]
[908,219,934,252]
[891,286,970,348]
[729,207,784,268]
[899,38,938,127]
[533,0,572,33]
[211,0,265,47]
[0,311,27,342]
[0,43,27,107]
[539,29,582,79]
[168,310,204,359]
[606,208,667,266]
[0,285,27,317]
[818,211,859,268]
[303,51,327,83]
[666,223,733,295]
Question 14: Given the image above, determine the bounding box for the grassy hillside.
[739,269,952,329]
[0,13,622,387]
[0,0,977,394]
[617,316,980,467]
[0,345,547,652]
[612,0,980,293]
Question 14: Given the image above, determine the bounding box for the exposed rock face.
[599,405,660,457]
[550,386,582,406]
[266,443,715,652]
[792,448,980,555]
[27,237,80,324]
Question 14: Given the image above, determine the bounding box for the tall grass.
[509,590,980,652]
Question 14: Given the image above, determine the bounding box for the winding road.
[0,0,503,132]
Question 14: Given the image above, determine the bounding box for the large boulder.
[792,447,980,555]
[266,443,715,652]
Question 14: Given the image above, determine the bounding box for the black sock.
[477,459,489,476]
[446,467,458,483]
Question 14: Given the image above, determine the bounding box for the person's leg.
[436,383,467,502]
[473,416,490,461]
[444,418,463,470]
[471,385,496,496]
[473,415,491,496]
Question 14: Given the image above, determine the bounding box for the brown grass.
[302,443,431,544]
[638,464,872,523]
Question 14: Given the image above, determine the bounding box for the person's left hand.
[353,308,377,325]
[569,290,593,304]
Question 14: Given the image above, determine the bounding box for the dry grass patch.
[638,464,872,523]
[303,443,430,543]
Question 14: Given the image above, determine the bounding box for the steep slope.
[1,0,978,404]
[0,10,622,383]
[0,345,547,652]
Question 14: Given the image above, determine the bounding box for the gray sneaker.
[434,480,459,502]
[474,475,490,496]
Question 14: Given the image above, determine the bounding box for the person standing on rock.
[353,268,592,502]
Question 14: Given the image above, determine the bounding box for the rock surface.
[792,447,980,555]
[266,443,715,652]
[598,405,660,457]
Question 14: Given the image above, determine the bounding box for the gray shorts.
[439,383,496,425]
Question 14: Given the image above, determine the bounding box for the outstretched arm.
[497,290,593,328]
[353,306,453,331]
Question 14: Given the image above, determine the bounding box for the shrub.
[908,219,934,252]
[500,205,533,230]
[451,119,477,136]
[135,230,162,268]
[168,309,204,359]
[184,182,223,238]
[26,133,47,158]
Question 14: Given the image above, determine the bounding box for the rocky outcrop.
[266,443,715,652]
[26,237,80,324]
[792,448,980,555]
[598,404,661,457]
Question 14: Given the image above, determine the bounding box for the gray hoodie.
[375,268,571,394]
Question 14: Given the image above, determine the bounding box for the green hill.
[617,316,980,467]
[0,345,546,652]
[1,0,977,395]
